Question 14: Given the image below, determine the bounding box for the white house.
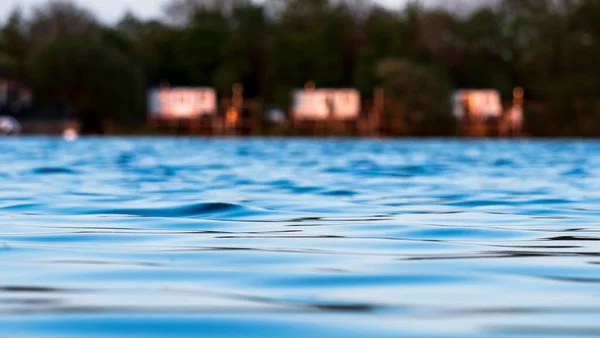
[292,89,360,120]
[453,90,503,121]
[148,87,217,119]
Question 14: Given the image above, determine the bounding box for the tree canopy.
[1,0,599,136]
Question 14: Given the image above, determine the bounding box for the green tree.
[28,0,100,43]
[228,4,273,98]
[273,0,350,88]
[125,20,188,86]
[29,38,144,132]
[178,8,231,86]
[0,8,29,77]
[1,0,597,136]
[354,5,420,96]
[377,59,455,136]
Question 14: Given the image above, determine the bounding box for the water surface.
[1,138,600,337]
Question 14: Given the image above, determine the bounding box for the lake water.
[1,138,600,337]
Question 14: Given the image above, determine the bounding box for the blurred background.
[0,0,598,137]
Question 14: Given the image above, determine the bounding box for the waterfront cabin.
[292,88,361,121]
[290,87,362,135]
[453,89,523,136]
[148,87,219,134]
[453,90,503,122]
[148,87,217,119]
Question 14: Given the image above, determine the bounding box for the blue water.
[1,138,600,337]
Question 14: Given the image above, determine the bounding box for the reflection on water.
[1,138,600,337]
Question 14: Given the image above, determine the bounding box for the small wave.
[29,167,78,175]
[320,189,357,197]
[89,202,268,219]
[0,286,70,293]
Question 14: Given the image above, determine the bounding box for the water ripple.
[1,138,599,337]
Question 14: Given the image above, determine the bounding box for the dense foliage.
[1,0,599,136]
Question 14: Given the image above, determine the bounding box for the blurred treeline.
[1,0,599,136]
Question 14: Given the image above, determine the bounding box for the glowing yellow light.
[226,108,239,125]
[513,87,524,99]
